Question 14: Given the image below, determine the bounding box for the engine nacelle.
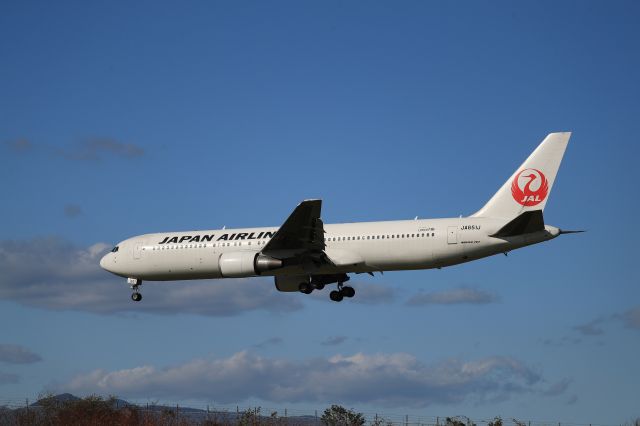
[218,252,283,278]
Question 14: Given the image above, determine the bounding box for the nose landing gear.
[128,278,142,302]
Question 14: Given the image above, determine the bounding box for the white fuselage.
[99,132,573,301]
[100,216,560,281]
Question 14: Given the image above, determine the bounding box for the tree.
[446,416,476,426]
[321,405,365,426]
[488,417,503,426]
[238,406,262,426]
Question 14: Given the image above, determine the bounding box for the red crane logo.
[511,168,549,206]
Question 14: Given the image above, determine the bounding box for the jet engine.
[218,252,283,278]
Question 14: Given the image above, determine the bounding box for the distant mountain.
[31,393,131,408]
[21,394,318,425]
[31,393,80,406]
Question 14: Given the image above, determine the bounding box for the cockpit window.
[111,246,119,253]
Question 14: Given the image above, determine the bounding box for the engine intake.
[219,252,283,278]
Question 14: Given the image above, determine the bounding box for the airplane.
[100,132,580,302]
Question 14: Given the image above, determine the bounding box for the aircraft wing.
[261,199,326,257]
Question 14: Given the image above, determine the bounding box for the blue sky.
[1,0,639,423]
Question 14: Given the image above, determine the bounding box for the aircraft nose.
[100,253,111,271]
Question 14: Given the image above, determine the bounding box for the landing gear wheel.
[329,290,343,302]
[299,283,313,294]
[342,286,355,298]
[313,283,325,291]
[128,278,142,302]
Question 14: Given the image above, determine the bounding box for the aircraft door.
[447,226,458,244]
[134,243,143,259]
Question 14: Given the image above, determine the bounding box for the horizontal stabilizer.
[559,229,586,235]
[490,210,545,238]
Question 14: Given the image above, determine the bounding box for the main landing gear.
[329,282,355,302]
[128,278,142,302]
[298,274,355,302]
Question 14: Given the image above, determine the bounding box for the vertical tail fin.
[472,132,571,219]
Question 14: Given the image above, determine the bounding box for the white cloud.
[3,138,32,152]
[252,337,284,349]
[406,287,498,306]
[0,238,302,317]
[61,138,145,161]
[0,344,42,364]
[321,336,348,346]
[63,204,82,218]
[621,306,640,330]
[62,351,549,407]
[352,282,396,304]
[573,318,605,336]
[542,378,571,396]
[309,282,396,304]
[0,372,19,385]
